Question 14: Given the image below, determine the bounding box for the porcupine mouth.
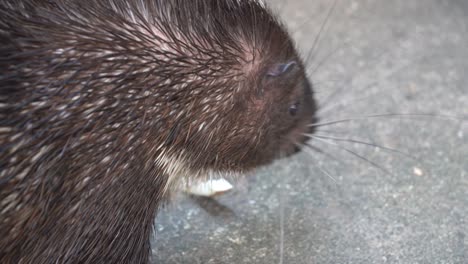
[280,116,317,158]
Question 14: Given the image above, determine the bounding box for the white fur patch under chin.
[155,150,191,195]
[155,149,239,196]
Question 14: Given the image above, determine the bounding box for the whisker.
[314,81,346,112]
[317,93,381,115]
[295,142,338,183]
[308,113,461,128]
[311,161,338,183]
[311,45,399,112]
[308,43,347,76]
[289,14,318,37]
[302,141,346,165]
[309,79,343,91]
[312,36,448,116]
[315,129,349,135]
[311,136,395,177]
[278,171,285,264]
[276,151,286,264]
[305,0,339,65]
[308,133,418,161]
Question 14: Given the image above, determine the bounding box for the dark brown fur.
[0,0,317,263]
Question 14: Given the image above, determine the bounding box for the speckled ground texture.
[151,0,468,263]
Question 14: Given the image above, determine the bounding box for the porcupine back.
[0,0,316,263]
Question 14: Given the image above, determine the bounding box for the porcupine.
[0,0,318,262]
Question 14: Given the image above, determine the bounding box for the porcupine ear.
[266,61,297,77]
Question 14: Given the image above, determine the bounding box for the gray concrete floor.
[152,0,468,263]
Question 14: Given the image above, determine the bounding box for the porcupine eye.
[266,61,300,116]
[289,101,300,116]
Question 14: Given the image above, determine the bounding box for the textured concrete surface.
[152,0,468,263]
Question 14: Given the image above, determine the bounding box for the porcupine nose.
[293,81,318,153]
[285,114,317,155]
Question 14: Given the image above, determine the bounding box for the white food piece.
[413,167,423,176]
[186,178,233,197]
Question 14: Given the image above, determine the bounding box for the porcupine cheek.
[275,80,317,156]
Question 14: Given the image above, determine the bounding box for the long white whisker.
[277,151,286,264]
[308,113,461,128]
[307,133,418,161]
[317,93,381,115]
[302,141,348,167]
[278,172,285,264]
[295,142,338,183]
[308,43,347,76]
[305,0,339,64]
[314,129,349,135]
[310,136,394,177]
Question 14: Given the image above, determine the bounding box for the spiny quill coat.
[0,0,317,262]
